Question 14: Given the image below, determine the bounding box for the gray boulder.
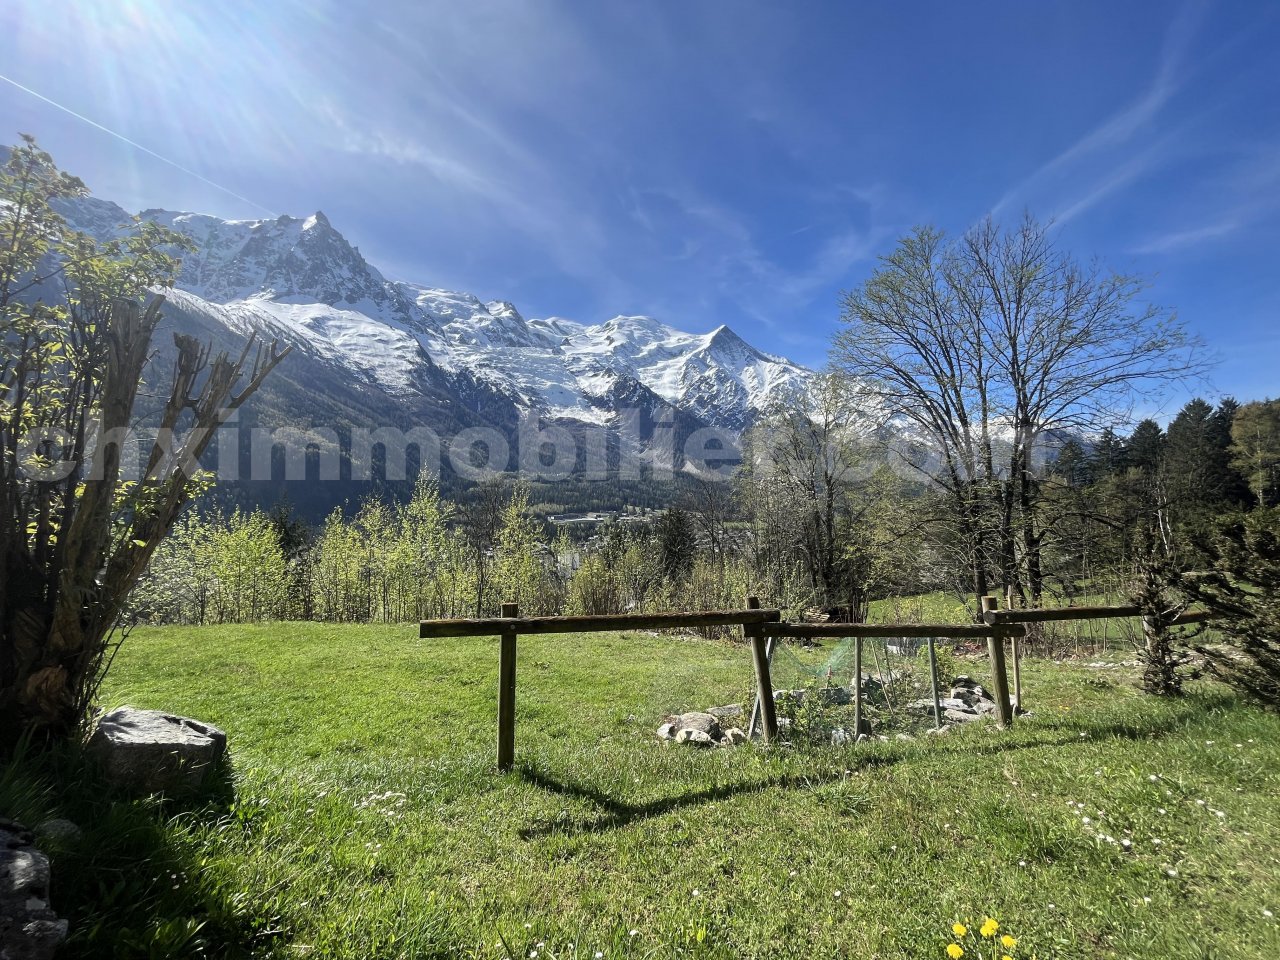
[656,722,677,741]
[88,706,226,793]
[705,704,744,721]
[0,819,68,960]
[817,686,852,706]
[673,712,722,740]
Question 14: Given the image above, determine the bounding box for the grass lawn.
[5,623,1280,959]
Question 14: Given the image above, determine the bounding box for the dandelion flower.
[1001,935,1017,949]
[952,923,968,937]
[946,944,964,959]
[981,918,999,937]
[1002,956,1014,960]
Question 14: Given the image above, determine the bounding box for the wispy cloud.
[1131,143,1280,253]
[1132,218,1245,254]
[991,0,1206,222]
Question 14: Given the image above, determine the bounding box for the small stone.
[675,729,716,748]
[926,724,952,736]
[33,819,82,847]
[656,723,677,740]
[722,728,748,746]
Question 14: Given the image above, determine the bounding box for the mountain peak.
[707,323,747,346]
[304,210,331,230]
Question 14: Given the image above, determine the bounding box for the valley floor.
[8,624,1280,959]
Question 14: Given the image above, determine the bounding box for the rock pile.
[657,710,748,748]
[905,675,1001,724]
[1,819,67,960]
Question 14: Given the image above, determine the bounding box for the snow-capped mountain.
[58,198,812,436]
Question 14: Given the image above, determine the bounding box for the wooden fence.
[420,598,1208,772]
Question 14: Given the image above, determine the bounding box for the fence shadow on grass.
[516,689,1238,839]
[516,752,898,839]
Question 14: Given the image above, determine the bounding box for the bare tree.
[834,215,1202,611]
[831,226,999,614]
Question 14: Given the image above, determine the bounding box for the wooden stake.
[1005,593,1023,714]
[853,635,864,739]
[1011,633,1023,712]
[746,596,778,743]
[497,601,518,771]
[981,596,1014,728]
[927,636,943,730]
[746,636,775,739]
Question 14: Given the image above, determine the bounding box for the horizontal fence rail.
[771,622,1026,640]
[983,605,1211,626]
[420,598,1213,772]
[419,608,782,639]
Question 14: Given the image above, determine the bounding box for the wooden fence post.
[980,596,1014,728]
[927,636,942,730]
[497,601,519,771]
[746,596,778,743]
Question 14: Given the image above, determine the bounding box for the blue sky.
[2,0,1278,412]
